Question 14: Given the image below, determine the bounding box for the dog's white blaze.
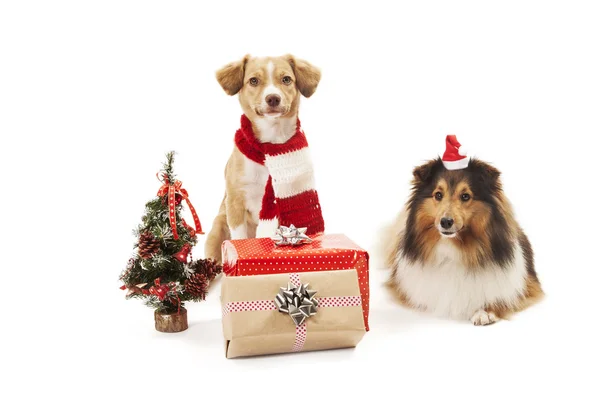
[394,239,528,320]
[240,156,270,225]
[263,84,282,98]
[262,61,283,105]
[267,61,274,83]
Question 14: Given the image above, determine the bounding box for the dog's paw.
[229,224,248,240]
[255,219,279,238]
[470,309,499,326]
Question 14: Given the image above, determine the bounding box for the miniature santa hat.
[442,135,469,170]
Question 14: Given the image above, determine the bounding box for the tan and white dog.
[205,54,323,264]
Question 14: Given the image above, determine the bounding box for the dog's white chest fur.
[394,240,528,319]
[241,157,269,224]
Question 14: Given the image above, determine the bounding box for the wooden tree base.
[154,307,188,333]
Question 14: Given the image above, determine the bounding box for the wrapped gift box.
[220,233,370,358]
[222,234,369,330]
[221,269,365,358]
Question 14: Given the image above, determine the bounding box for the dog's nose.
[440,218,454,229]
[266,94,281,107]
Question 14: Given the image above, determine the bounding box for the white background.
[2,1,599,399]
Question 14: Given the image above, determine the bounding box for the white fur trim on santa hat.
[443,157,470,170]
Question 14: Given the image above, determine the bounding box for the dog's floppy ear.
[285,55,321,98]
[471,159,502,190]
[412,158,441,185]
[216,55,250,95]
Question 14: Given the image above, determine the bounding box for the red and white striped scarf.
[235,115,325,236]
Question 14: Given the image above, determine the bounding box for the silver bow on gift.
[271,225,313,246]
[274,282,319,326]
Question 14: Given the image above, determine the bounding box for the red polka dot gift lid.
[221,233,370,331]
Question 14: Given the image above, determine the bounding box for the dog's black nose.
[266,94,281,107]
[440,218,454,229]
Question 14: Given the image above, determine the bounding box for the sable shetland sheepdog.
[385,157,543,325]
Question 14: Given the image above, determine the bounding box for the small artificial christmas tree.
[119,151,221,332]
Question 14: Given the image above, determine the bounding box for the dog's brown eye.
[249,77,259,86]
[282,76,292,85]
[434,192,443,201]
[461,193,471,202]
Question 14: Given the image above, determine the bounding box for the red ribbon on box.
[156,174,204,240]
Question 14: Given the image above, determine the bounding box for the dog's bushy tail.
[378,209,408,269]
[204,196,230,265]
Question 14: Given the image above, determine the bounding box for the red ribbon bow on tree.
[120,283,150,296]
[157,174,204,240]
[149,278,181,313]
[149,278,172,301]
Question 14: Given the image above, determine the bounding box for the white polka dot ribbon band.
[222,273,362,352]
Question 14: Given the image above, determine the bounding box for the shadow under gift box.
[220,234,370,358]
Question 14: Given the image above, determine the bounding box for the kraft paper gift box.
[221,269,366,358]
[220,233,370,358]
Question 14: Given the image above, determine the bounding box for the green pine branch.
[161,151,176,184]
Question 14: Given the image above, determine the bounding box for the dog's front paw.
[470,309,499,326]
[229,224,248,240]
[255,219,279,238]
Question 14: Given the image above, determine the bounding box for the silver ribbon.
[274,282,319,326]
[271,225,313,246]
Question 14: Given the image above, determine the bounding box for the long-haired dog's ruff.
[385,158,543,325]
